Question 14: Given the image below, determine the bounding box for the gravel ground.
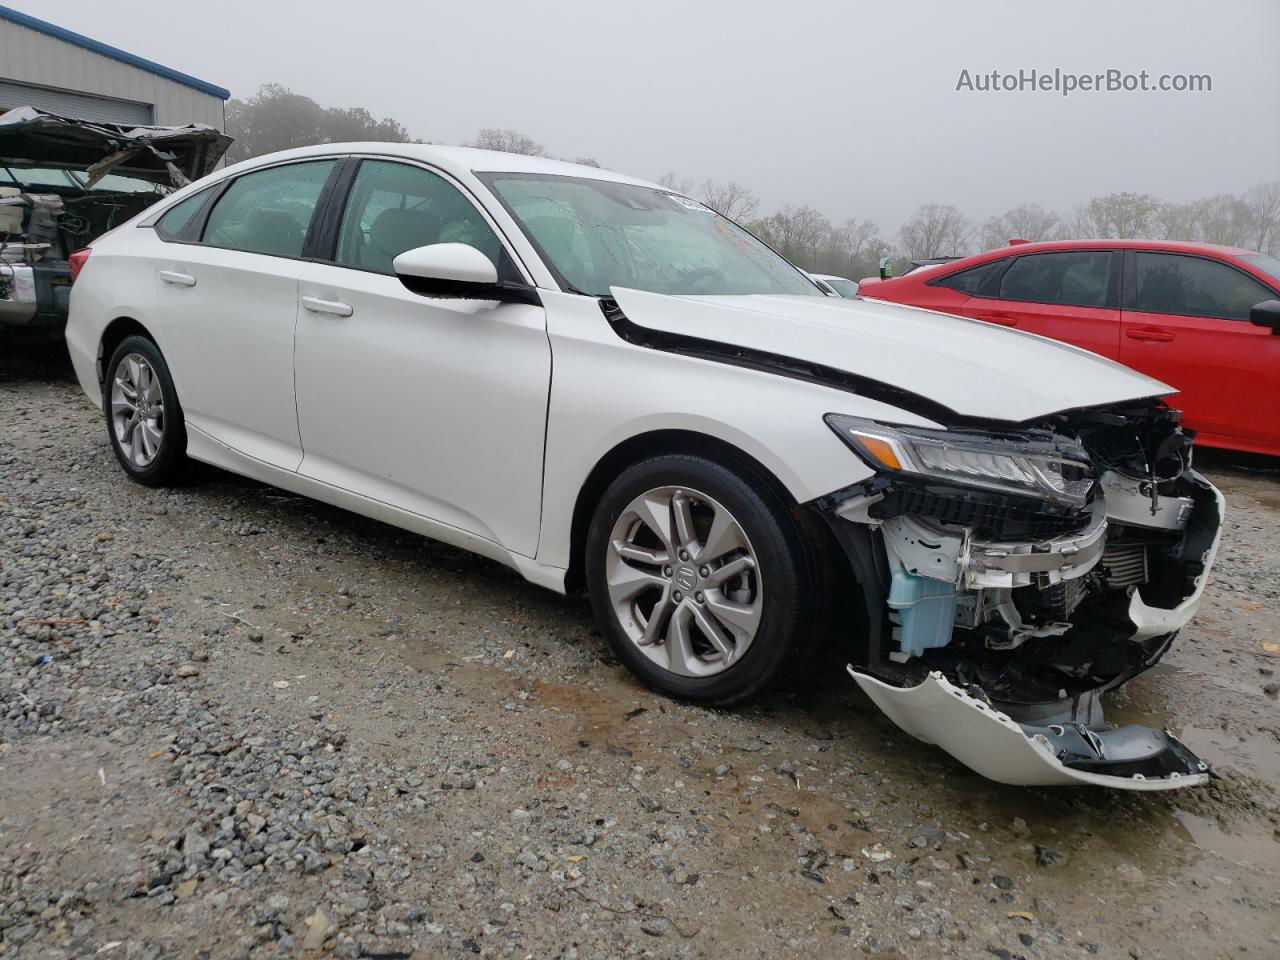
[2,334,1278,960]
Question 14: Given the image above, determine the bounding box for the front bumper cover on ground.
[850,668,1211,789]
[839,472,1224,790]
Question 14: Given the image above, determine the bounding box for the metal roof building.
[0,5,229,129]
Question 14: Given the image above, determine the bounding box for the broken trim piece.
[849,667,1210,790]
[1128,480,1225,641]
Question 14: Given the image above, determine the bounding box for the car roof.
[964,238,1261,262]
[214,141,664,191]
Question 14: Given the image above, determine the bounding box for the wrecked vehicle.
[63,144,1222,789]
[0,106,231,328]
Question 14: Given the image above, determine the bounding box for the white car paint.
[65,142,1223,788]
[608,286,1172,422]
[850,669,1210,789]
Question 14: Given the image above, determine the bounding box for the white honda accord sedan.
[66,143,1224,789]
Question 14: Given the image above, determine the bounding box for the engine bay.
[819,401,1224,788]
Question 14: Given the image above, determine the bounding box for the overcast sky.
[15,0,1280,232]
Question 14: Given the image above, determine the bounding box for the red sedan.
[858,240,1280,455]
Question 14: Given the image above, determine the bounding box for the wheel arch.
[565,428,818,593]
[98,316,158,389]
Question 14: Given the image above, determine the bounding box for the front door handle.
[1126,327,1175,342]
[976,313,1018,326]
[160,270,196,287]
[301,296,353,318]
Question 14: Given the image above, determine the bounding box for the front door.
[1120,250,1280,451]
[293,158,551,558]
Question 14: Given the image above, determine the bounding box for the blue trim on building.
[0,5,231,100]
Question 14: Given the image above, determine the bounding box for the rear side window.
[1130,252,1274,322]
[201,160,336,258]
[999,251,1111,308]
[335,159,503,274]
[935,260,1004,296]
[156,187,213,240]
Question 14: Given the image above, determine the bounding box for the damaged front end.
[817,403,1223,789]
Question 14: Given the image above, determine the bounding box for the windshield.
[1,165,165,194]
[824,277,860,297]
[482,173,822,298]
[1241,253,1280,288]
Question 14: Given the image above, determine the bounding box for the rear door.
[1120,250,1279,450]
[154,158,338,469]
[955,250,1122,358]
[292,157,551,558]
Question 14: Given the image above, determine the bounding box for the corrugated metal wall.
[0,18,224,129]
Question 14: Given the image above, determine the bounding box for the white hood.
[610,288,1172,423]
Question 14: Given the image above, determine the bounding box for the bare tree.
[1245,181,1280,254]
[1083,192,1163,238]
[698,180,759,222]
[655,170,694,195]
[225,83,417,162]
[470,128,545,156]
[749,206,832,266]
[1150,201,1199,241]
[900,204,970,260]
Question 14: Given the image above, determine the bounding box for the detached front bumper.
[850,669,1210,789]
[826,470,1225,790]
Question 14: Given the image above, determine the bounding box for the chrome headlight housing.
[826,414,1094,507]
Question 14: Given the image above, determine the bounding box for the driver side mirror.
[393,243,541,305]
[1250,299,1280,332]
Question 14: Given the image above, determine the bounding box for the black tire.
[584,453,827,705]
[103,335,188,486]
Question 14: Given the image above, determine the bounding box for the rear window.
[998,251,1112,308]
[156,188,214,240]
[201,160,335,259]
[934,260,1004,296]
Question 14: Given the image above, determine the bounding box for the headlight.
[826,414,1094,507]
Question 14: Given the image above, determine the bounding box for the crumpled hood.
[609,287,1173,423]
[0,106,233,188]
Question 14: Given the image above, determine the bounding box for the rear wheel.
[585,453,824,705]
[104,335,187,485]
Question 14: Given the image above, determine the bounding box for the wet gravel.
[2,335,1278,959]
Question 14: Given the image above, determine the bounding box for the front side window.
[998,251,1112,308]
[1130,252,1274,321]
[482,173,822,298]
[336,160,503,274]
[201,160,335,258]
[1238,253,1280,291]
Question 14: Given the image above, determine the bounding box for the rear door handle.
[159,270,196,287]
[301,296,353,318]
[976,313,1018,326]
[1126,327,1175,342]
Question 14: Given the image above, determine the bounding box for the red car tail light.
[68,247,92,282]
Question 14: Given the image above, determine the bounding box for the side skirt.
[184,424,568,594]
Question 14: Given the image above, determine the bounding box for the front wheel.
[104,335,188,485]
[585,454,824,705]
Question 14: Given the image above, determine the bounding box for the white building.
[0,6,228,129]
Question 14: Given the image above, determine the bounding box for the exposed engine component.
[1101,540,1148,588]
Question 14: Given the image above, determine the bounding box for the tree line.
[225,84,1280,280]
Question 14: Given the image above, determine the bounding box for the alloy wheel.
[605,485,763,677]
[110,353,165,468]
